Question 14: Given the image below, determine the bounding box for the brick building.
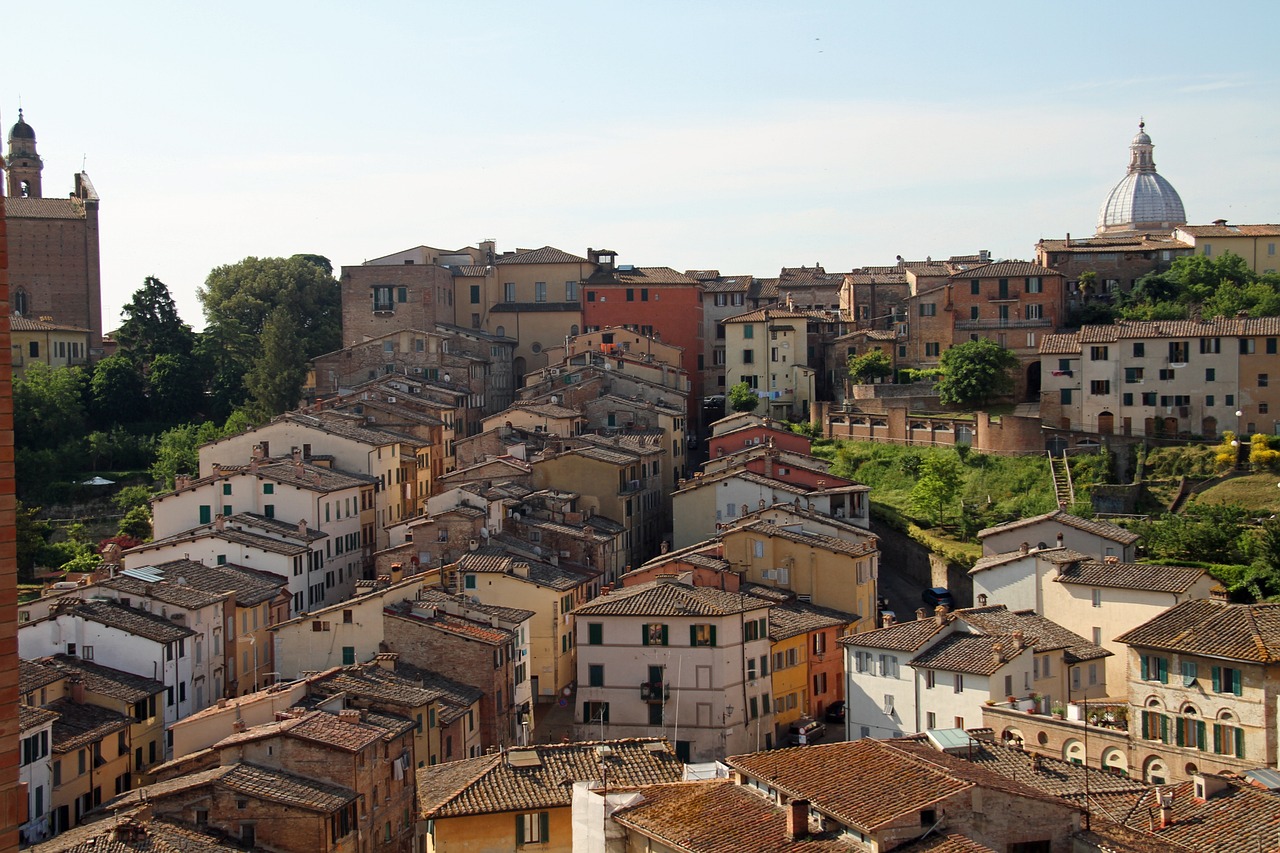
[4,111,103,352]
[1035,233,1192,297]
[339,243,483,347]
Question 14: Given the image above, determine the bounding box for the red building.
[708,421,812,461]
[581,250,705,432]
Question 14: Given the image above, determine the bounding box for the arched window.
[570,325,579,337]
[1143,756,1168,785]
[12,289,27,316]
[495,325,505,338]
[1101,747,1128,776]
[1063,739,1085,765]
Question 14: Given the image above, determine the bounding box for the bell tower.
[5,109,42,199]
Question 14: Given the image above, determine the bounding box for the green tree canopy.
[198,255,340,359]
[728,380,761,413]
[14,363,88,451]
[935,339,1019,409]
[115,276,196,362]
[1118,251,1279,320]
[909,454,963,526]
[148,353,206,423]
[244,306,308,417]
[847,349,893,384]
[90,355,148,425]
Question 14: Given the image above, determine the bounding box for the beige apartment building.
[1041,317,1280,438]
[1173,221,1280,274]
[721,309,817,420]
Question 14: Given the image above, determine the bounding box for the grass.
[1189,473,1280,514]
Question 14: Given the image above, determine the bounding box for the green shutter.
[1232,668,1243,696]
[589,623,602,645]
[1159,714,1169,743]
[690,625,698,646]
[709,625,717,647]
[1141,711,1149,740]
[1141,657,1149,680]
[642,626,650,646]
[1212,666,1221,692]
[1213,724,1221,754]
[539,812,549,842]
[199,505,211,525]
[1157,657,1168,684]
[1235,727,1246,759]
[661,625,669,646]
[1175,719,1184,747]
[515,815,524,845]
[1197,720,1207,752]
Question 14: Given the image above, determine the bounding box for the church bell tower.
[5,109,43,199]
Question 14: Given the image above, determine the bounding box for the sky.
[5,1,1280,332]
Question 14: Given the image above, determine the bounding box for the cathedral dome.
[1096,121,1185,235]
[8,109,35,142]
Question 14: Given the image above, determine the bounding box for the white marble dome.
[1096,122,1185,235]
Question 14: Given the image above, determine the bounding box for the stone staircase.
[1048,451,1074,508]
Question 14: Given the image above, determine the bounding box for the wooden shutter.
[642,626,650,646]
[539,812,550,842]
[1141,657,1149,681]
[515,814,524,845]
[690,625,698,646]
[1235,727,1246,759]
[1232,668,1243,696]
[1212,666,1221,692]
[709,625,717,647]
[1196,720,1207,751]
[661,625,669,646]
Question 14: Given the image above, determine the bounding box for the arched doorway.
[1202,416,1218,438]
[1025,361,1041,401]
[1097,411,1115,435]
[512,356,527,389]
[1163,416,1178,435]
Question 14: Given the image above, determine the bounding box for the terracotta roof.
[727,739,1075,834]
[417,738,683,818]
[129,559,287,607]
[977,510,1140,545]
[1037,333,1081,356]
[64,600,197,644]
[956,606,1111,663]
[572,579,773,618]
[970,547,1091,574]
[4,196,86,219]
[948,261,1059,279]
[1114,599,1280,663]
[493,246,590,265]
[28,812,229,852]
[1112,776,1280,851]
[21,659,65,694]
[20,704,60,731]
[1053,560,1206,594]
[8,314,89,332]
[1076,317,1280,342]
[415,587,535,623]
[907,632,1026,675]
[612,779,854,852]
[506,400,583,419]
[287,709,385,752]
[48,698,131,753]
[588,266,699,285]
[385,605,515,645]
[750,591,858,641]
[722,308,828,324]
[100,576,229,610]
[42,655,165,703]
[900,834,999,852]
[730,520,877,559]
[221,761,356,812]
[1038,235,1192,254]
[839,616,950,652]
[1177,223,1280,238]
[129,523,314,558]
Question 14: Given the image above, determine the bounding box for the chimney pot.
[786,799,809,841]
[977,593,988,607]
[915,607,928,621]
[1019,541,1029,556]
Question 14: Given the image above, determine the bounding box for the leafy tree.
[198,255,340,360]
[14,363,89,452]
[148,353,206,423]
[151,421,224,489]
[847,350,893,384]
[727,381,760,413]
[16,503,51,582]
[1131,503,1250,565]
[115,276,196,363]
[113,485,154,515]
[935,340,1019,409]
[909,454,962,526]
[194,316,256,421]
[89,355,148,425]
[244,306,308,417]
[118,506,153,541]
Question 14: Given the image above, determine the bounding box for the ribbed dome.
[1095,121,1185,235]
[8,108,35,142]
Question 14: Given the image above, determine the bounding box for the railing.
[373,301,396,314]
[954,318,1051,330]
[640,682,670,703]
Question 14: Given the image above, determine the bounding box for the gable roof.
[955,606,1110,663]
[839,615,951,652]
[907,632,1026,675]
[417,738,683,818]
[1114,598,1280,662]
[977,510,1139,545]
[969,547,1091,575]
[1052,559,1206,594]
[572,579,773,618]
[493,246,590,265]
[61,599,197,644]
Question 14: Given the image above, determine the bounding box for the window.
[516,811,550,846]
[879,654,899,678]
[588,664,604,687]
[1024,304,1043,320]
[504,282,516,302]
[1212,722,1246,758]
[743,324,754,339]
[1142,391,1157,406]
[1141,655,1169,684]
[1122,393,1134,406]
[969,306,980,320]
[1133,342,1145,358]
[1025,277,1043,294]
[1241,339,1256,355]
[464,575,476,590]
[924,342,940,357]
[587,623,603,645]
[534,282,547,303]
[970,280,980,295]
[690,624,717,647]
[1090,346,1109,361]
[1181,660,1198,687]
[1212,666,1243,696]
[742,349,754,364]
[1200,337,1221,354]
[642,624,669,646]
[919,303,937,317]
[925,670,935,689]
[1269,338,1278,355]
[469,285,481,304]
[1260,373,1269,388]
[1092,588,1102,607]
[1124,367,1144,383]
[1090,380,1111,395]
[1060,389,1072,405]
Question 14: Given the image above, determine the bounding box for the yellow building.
[9,314,90,378]
[417,739,683,853]
[767,629,809,732]
[1174,222,1280,274]
[721,308,818,420]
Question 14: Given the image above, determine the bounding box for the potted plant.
[1051,703,1066,719]
[1006,695,1016,704]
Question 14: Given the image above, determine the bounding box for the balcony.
[954,317,1051,330]
[640,682,670,703]
[373,302,396,315]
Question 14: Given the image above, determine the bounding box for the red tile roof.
[1115,598,1280,663]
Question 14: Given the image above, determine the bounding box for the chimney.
[977,593,988,607]
[217,697,228,709]
[992,642,1005,664]
[252,443,265,460]
[915,608,928,621]
[70,676,85,704]
[786,799,809,841]
[375,652,399,672]
[248,458,259,474]
[1011,630,1025,650]
[292,446,302,462]
[339,709,362,725]
[297,519,308,536]
[1213,218,1228,227]
[881,612,896,628]
[1104,555,1119,564]
[313,472,323,487]
[233,718,247,732]
[1019,542,1029,556]
[934,605,948,626]
[294,461,304,477]
[1158,788,1174,828]
[1055,532,1064,549]
[1210,585,1230,602]
[390,562,404,584]
[214,514,226,531]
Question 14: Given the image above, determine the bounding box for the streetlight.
[1234,410,1245,469]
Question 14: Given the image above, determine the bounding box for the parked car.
[823,700,845,724]
[922,587,955,609]
[789,718,826,746]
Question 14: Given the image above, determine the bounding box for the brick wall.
[340,265,448,346]
[5,211,101,346]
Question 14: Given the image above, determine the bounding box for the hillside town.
[4,92,1280,853]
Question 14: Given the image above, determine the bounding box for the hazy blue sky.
[6,1,1279,330]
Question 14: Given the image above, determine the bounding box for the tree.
[13,363,88,451]
[847,350,893,384]
[117,506,153,541]
[935,339,1019,409]
[909,454,963,526]
[728,381,760,413]
[89,355,148,425]
[198,255,340,360]
[16,503,51,582]
[244,306,308,417]
[194,316,256,421]
[151,421,224,489]
[148,353,206,423]
[115,276,196,363]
